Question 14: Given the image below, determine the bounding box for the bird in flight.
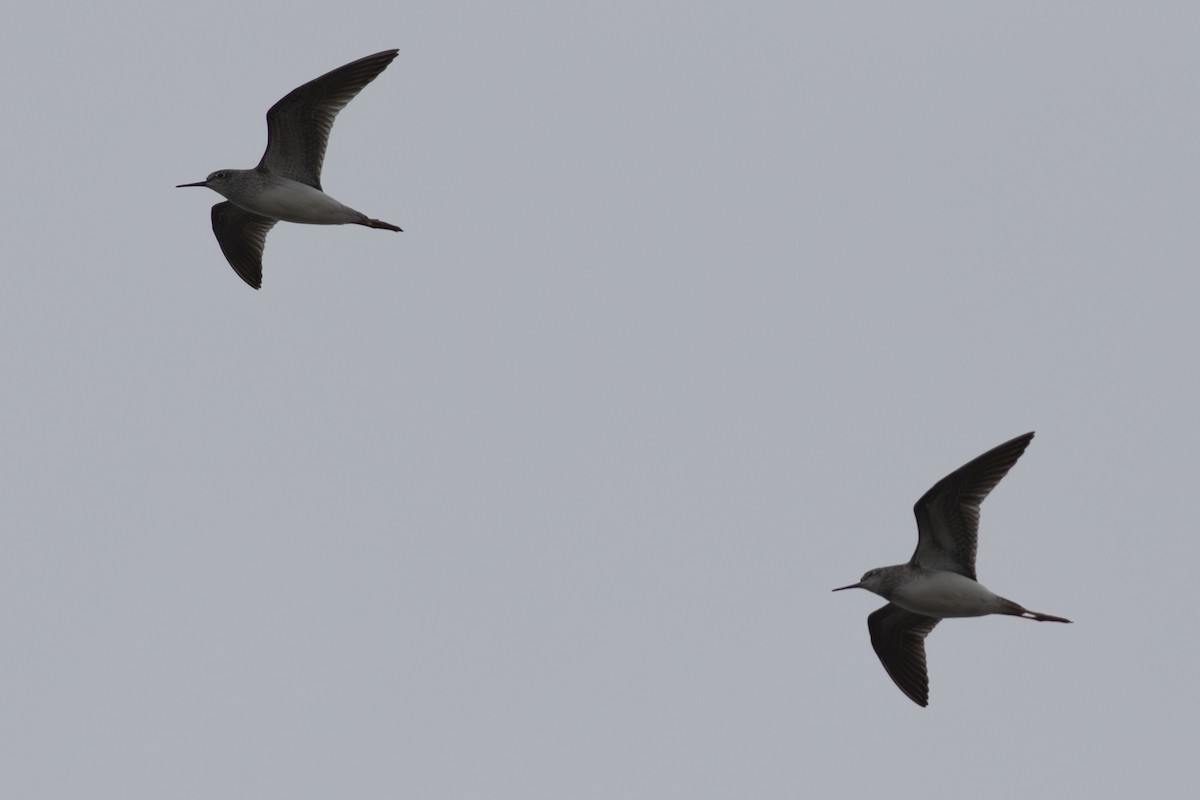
[834,432,1070,706]
[178,49,402,289]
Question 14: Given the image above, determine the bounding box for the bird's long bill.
[831,583,861,592]
[176,180,207,188]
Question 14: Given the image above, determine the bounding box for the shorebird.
[177,49,402,289]
[833,432,1070,707]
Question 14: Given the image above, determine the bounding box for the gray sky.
[1,1,1196,797]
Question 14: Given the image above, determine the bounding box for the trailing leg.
[1001,598,1071,623]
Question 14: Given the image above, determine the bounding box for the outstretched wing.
[211,202,277,289]
[257,49,399,189]
[867,603,940,707]
[911,432,1034,579]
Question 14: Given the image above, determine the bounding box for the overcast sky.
[1,2,1197,798]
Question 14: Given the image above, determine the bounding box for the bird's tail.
[1000,598,1072,623]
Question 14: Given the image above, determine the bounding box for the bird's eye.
[215,172,225,179]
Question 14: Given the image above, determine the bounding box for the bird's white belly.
[890,571,1004,618]
[243,180,360,225]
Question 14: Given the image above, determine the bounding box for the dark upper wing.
[867,603,940,707]
[211,202,277,289]
[257,49,399,189]
[910,431,1034,579]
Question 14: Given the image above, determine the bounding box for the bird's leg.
[352,216,403,232]
[1000,599,1072,623]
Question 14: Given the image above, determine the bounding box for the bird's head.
[176,170,236,197]
[832,568,890,597]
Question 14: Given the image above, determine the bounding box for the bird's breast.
[890,571,1005,618]
[238,179,360,225]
